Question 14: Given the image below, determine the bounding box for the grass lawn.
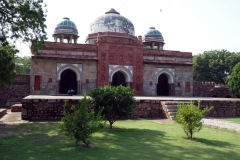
[222,118,240,124]
[0,120,240,160]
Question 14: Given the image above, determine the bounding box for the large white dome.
[90,8,135,36]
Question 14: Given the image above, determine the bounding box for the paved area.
[23,95,240,101]
[0,110,29,124]
[1,110,240,132]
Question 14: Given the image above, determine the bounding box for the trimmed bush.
[174,101,213,140]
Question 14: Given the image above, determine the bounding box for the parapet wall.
[21,97,240,120]
[193,82,232,98]
[0,75,30,108]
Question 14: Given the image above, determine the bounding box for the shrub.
[89,85,136,129]
[60,94,105,147]
[174,101,213,140]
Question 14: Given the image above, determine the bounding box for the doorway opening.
[111,71,126,87]
[157,74,169,96]
[59,69,77,94]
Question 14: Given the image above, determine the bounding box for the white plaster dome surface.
[90,8,135,36]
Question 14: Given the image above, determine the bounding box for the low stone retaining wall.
[21,97,240,120]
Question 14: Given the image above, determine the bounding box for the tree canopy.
[193,50,240,84]
[0,45,18,86]
[0,0,47,46]
[14,56,31,74]
[0,0,47,86]
[228,62,240,98]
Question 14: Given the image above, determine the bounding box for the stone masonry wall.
[0,75,30,108]
[30,58,97,95]
[21,98,240,120]
[193,82,232,98]
[143,64,193,96]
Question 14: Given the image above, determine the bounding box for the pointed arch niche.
[109,65,133,87]
[154,68,175,96]
[56,63,82,95]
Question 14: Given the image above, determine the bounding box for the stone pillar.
[70,35,73,43]
[168,83,175,96]
[54,36,57,42]
[159,44,161,50]
[155,83,158,96]
[56,80,60,95]
[60,34,64,43]
[152,42,155,49]
[138,35,142,42]
[77,80,81,95]
[74,38,78,44]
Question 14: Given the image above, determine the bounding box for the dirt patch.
[0,124,29,139]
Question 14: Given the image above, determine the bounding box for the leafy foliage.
[0,0,47,46]
[89,85,136,129]
[174,101,213,140]
[60,95,105,147]
[193,50,240,84]
[228,62,240,98]
[0,45,17,86]
[0,0,47,86]
[14,56,31,74]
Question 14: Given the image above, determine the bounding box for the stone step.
[168,112,177,116]
[165,105,178,109]
[5,102,21,109]
[167,108,178,112]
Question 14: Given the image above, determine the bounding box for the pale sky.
[17,0,240,56]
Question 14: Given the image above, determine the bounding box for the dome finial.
[105,8,120,14]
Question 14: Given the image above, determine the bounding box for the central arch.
[111,71,127,87]
[157,74,169,96]
[59,69,77,94]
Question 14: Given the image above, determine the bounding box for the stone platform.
[21,95,240,120]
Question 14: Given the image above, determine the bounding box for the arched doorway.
[157,74,169,96]
[111,71,126,87]
[59,69,77,94]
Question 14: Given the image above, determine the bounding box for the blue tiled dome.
[144,27,164,42]
[55,17,78,33]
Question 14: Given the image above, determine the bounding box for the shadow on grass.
[0,121,240,160]
[196,137,236,148]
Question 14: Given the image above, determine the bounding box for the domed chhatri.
[53,17,79,44]
[144,27,164,42]
[89,8,135,36]
[143,27,165,50]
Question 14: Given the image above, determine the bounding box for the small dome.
[90,8,135,36]
[144,27,164,42]
[54,17,78,35]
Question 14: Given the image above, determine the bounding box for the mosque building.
[30,8,193,96]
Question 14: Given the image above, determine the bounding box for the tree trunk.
[110,122,113,129]
[190,130,193,140]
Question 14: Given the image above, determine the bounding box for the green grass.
[0,120,240,160]
[222,118,240,124]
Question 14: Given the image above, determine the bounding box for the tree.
[0,0,47,86]
[89,85,136,129]
[60,95,105,147]
[174,101,213,140]
[0,0,47,46]
[0,45,18,86]
[193,50,240,84]
[14,56,31,74]
[228,62,240,98]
